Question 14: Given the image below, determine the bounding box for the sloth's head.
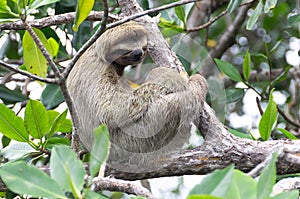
[96,21,149,69]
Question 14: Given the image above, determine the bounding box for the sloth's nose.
[132,49,143,59]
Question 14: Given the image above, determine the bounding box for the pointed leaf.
[288,14,300,26]
[276,128,298,140]
[264,0,277,13]
[215,59,242,82]
[226,0,242,13]
[0,103,29,142]
[47,37,59,57]
[41,84,64,110]
[271,190,299,199]
[187,195,222,199]
[226,88,245,104]
[28,0,60,13]
[259,90,278,141]
[85,189,109,199]
[175,5,186,27]
[48,110,72,133]
[271,66,291,86]
[25,99,49,139]
[22,29,52,77]
[73,0,95,32]
[246,0,263,30]
[0,85,28,105]
[226,170,257,199]
[243,50,251,81]
[0,161,66,199]
[2,142,35,160]
[90,124,110,178]
[189,165,234,197]
[50,146,85,193]
[47,109,69,138]
[257,152,278,199]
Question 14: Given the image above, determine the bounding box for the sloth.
[67,21,207,171]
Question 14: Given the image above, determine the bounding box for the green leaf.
[243,50,251,81]
[259,90,278,141]
[0,0,19,17]
[159,18,184,37]
[228,128,253,140]
[214,59,243,82]
[50,146,85,194]
[189,165,234,197]
[47,109,69,138]
[27,0,60,13]
[48,110,72,133]
[288,14,300,26]
[89,124,110,178]
[1,135,11,148]
[270,40,282,54]
[271,190,299,199]
[226,88,245,104]
[0,85,28,105]
[47,37,59,57]
[0,161,66,198]
[264,0,277,13]
[271,66,291,86]
[41,84,65,109]
[25,100,49,139]
[175,5,186,27]
[276,128,298,140]
[187,195,223,199]
[45,136,70,149]
[0,103,29,142]
[84,189,109,199]
[246,0,263,30]
[226,0,242,13]
[257,152,278,199]
[226,170,257,199]
[1,142,35,160]
[73,0,95,32]
[22,28,52,77]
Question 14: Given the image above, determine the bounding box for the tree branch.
[0,11,118,31]
[92,177,157,199]
[0,60,58,84]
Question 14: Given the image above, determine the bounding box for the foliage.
[187,153,299,199]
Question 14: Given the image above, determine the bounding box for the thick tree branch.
[105,104,300,180]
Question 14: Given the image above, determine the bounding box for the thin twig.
[0,11,118,31]
[0,60,58,84]
[277,107,300,128]
[185,0,257,32]
[92,177,158,199]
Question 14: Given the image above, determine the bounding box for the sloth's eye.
[114,49,132,56]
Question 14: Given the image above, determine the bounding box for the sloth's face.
[113,46,147,67]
